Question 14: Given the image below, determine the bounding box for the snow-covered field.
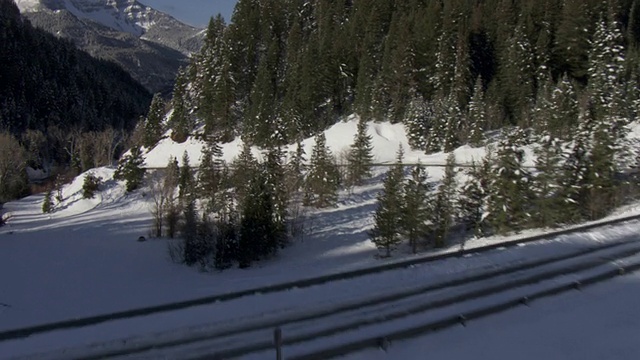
[2,118,640,358]
[344,272,640,360]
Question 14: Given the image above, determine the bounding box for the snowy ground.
[2,119,640,358]
[344,272,640,360]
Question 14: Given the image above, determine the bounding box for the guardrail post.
[274,327,282,360]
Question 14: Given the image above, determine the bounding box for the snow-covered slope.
[144,116,512,169]
[3,118,640,338]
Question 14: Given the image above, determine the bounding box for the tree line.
[138,0,640,153]
[85,117,374,270]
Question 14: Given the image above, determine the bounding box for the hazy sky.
[140,0,238,27]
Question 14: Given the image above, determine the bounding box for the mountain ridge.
[16,0,206,94]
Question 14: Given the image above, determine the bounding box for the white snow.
[2,118,640,358]
[343,272,640,360]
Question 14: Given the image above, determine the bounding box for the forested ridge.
[133,0,640,265]
[0,0,151,202]
[158,0,640,149]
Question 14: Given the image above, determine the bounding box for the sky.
[140,0,238,27]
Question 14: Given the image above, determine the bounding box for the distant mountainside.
[16,0,205,94]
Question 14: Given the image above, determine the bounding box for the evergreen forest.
[140,0,640,264]
[159,0,640,150]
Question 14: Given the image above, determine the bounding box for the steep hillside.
[0,0,151,203]
[16,0,205,93]
[0,0,151,135]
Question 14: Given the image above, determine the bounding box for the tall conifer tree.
[370,146,405,257]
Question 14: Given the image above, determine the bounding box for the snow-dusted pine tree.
[431,152,457,247]
[532,134,564,227]
[486,129,533,234]
[467,77,487,147]
[178,151,195,203]
[548,74,579,139]
[168,69,193,143]
[402,162,433,254]
[142,93,165,149]
[403,94,432,151]
[558,113,593,223]
[304,132,339,208]
[370,146,405,257]
[347,118,374,187]
[232,139,259,208]
[286,140,306,195]
[198,144,224,214]
[588,16,628,134]
[114,146,146,192]
[458,158,490,238]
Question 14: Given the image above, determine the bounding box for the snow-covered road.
[4,222,640,360]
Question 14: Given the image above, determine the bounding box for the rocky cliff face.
[16,0,205,94]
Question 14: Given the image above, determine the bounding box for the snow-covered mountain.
[16,0,206,93]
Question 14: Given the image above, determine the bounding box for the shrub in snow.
[42,189,54,213]
[82,173,102,199]
[114,146,146,192]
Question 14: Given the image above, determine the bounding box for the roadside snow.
[344,272,640,360]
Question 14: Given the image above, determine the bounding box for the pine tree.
[498,23,536,124]
[378,10,415,122]
[238,167,279,268]
[304,132,339,208]
[143,93,165,149]
[458,159,489,238]
[370,146,405,257]
[403,94,432,151]
[548,74,579,139]
[264,146,289,249]
[179,151,195,203]
[532,73,553,134]
[467,77,486,147]
[587,112,619,220]
[168,69,192,143]
[588,16,629,138]
[532,134,564,227]
[286,140,306,195]
[426,94,447,152]
[42,189,53,213]
[114,146,146,192]
[402,162,433,254]
[182,199,199,265]
[486,130,533,234]
[232,140,259,207]
[442,92,464,152]
[554,0,592,82]
[163,156,181,238]
[215,202,238,270]
[198,143,224,214]
[558,116,592,224]
[347,118,374,187]
[431,152,457,248]
[82,172,101,199]
[197,15,237,141]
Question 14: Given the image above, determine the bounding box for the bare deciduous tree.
[149,158,180,238]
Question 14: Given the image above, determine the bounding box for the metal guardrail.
[1,213,640,343]
[33,239,639,360]
[291,261,640,360]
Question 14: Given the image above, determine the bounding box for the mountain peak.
[16,0,199,38]
[16,0,206,93]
